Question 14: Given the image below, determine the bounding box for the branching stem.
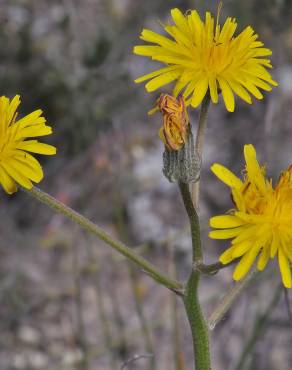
[23,186,184,296]
[194,259,239,275]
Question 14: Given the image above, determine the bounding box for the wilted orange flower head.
[158,94,189,151]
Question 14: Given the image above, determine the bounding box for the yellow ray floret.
[209,144,292,288]
[133,8,278,112]
[0,95,56,194]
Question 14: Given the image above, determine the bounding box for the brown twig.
[120,354,154,370]
[284,287,292,324]
[208,269,258,330]
[194,259,239,275]
[234,285,282,370]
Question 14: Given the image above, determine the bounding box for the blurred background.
[0,0,292,369]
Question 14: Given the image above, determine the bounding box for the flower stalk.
[179,182,211,370]
[23,186,184,296]
[184,272,211,370]
[192,94,211,207]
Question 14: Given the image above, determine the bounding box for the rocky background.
[0,0,292,369]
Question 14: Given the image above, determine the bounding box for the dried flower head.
[0,95,56,194]
[158,94,189,150]
[209,145,292,288]
[134,7,277,112]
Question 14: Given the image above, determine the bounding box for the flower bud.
[162,127,201,183]
[157,94,201,183]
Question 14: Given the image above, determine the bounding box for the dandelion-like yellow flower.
[0,95,56,194]
[134,8,278,112]
[209,144,292,288]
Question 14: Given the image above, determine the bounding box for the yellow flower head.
[158,94,189,151]
[134,7,278,112]
[0,95,56,194]
[209,144,292,288]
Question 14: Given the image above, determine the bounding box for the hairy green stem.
[179,182,211,370]
[23,186,184,295]
[192,94,211,207]
[184,271,211,370]
[179,182,202,261]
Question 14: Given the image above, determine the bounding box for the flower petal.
[134,66,178,83]
[244,144,266,193]
[219,245,236,264]
[209,227,246,239]
[232,239,253,258]
[210,215,245,228]
[278,248,292,288]
[145,69,182,92]
[191,77,209,108]
[218,77,235,112]
[211,163,243,189]
[1,161,33,189]
[0,165,17,194]
[257,247,270,271]
[233,246,260,280]
[16,141,57,155]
